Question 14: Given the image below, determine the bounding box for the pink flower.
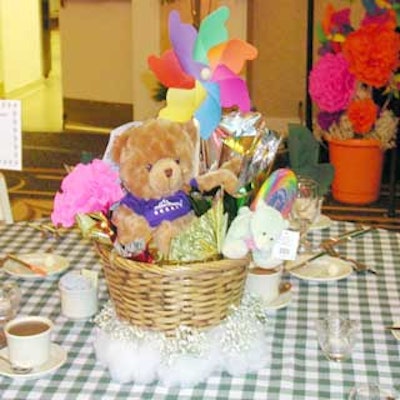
[309,53,356,112]
[51,159,124,228]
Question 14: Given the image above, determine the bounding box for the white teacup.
[5,316,53,368]
[246,265,283,304]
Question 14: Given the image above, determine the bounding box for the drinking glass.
[290,177,320,252]
[348,383,398,399]
[315,313,360,362]
[0,282,21,327]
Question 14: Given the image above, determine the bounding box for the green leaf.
[287,123,334,196]
[316,23,328,44]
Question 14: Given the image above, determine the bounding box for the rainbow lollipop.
[250,168,298,218]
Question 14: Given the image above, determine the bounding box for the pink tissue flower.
[309,53,356,113]
[51,159,124,228]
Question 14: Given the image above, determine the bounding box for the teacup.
[245,265,283,304]
[5,315,53,368]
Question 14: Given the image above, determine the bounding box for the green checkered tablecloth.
[0,220,399,399]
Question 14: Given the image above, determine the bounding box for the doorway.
[2,0,63,133]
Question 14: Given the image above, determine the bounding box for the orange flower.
[347,98,378,134]
[322,3,335,36]
[343,21,400,88]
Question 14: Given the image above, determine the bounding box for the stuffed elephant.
[222,202,289,268]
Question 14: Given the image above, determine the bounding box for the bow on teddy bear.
[110,118,240,259]
[222,202,289,268]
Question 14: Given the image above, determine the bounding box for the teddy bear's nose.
[164,168,173,178]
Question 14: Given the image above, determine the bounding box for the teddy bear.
[222,202,289,268]
[110,118,240,259]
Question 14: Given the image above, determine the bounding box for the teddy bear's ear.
[183,119,200,148]
[182,119,200,175]
[111,131,132,163]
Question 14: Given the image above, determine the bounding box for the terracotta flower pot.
[327,138,384,205]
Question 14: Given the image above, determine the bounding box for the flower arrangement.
[51,159,123,228]
[308,1,400,150]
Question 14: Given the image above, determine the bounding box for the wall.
[59,0,132,104]
[131,0,160,121]
[249,0,307,128]
[49,0,60,17]
[0,0,42,94]
[0,2,3,94]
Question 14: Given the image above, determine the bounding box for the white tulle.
[93,318,269,387]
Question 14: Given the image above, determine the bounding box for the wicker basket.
[95,243,249,335]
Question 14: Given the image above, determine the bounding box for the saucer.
[287,254,353,282]
[3,253,70,279]
[309,215,332,231]
[264,283,293,310]
[0,343,67,379]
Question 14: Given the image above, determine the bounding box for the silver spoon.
[0,355,33,374]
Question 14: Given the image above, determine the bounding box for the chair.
[0,173,13,224]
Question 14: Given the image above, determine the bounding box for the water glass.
[315,313,360,362]
[0,282,21,327]
[348,383,398,399]
[290,177,320,252]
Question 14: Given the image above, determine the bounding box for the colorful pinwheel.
[148,6,257,139]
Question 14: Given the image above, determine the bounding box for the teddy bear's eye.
[146,163,153,171]
[175,159,180,165]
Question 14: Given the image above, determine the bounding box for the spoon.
[6,254,48,276]
[0,355,33,374]
[385,326,400,331]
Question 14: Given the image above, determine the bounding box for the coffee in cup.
[5,316,53,368]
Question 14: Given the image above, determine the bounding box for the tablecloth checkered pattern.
[0,220,399,399]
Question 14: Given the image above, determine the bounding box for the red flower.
[347,98,378,134]
[343,21,400,88]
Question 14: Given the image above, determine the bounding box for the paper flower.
[309,53,355,112]
[317,110,343,131]
[51,159,124,228]
[317,4,352,55]
[148,6,257,139]
[309,2,400,149]
[343,16,399,88]
[347,98,378,134]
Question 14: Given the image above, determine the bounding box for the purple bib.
[119,191,192,227]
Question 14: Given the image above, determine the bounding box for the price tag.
[272,229,299,261]
[0,100,22,171]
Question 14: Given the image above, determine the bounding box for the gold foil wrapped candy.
[168,196,227,262]
[75,213,114,246]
